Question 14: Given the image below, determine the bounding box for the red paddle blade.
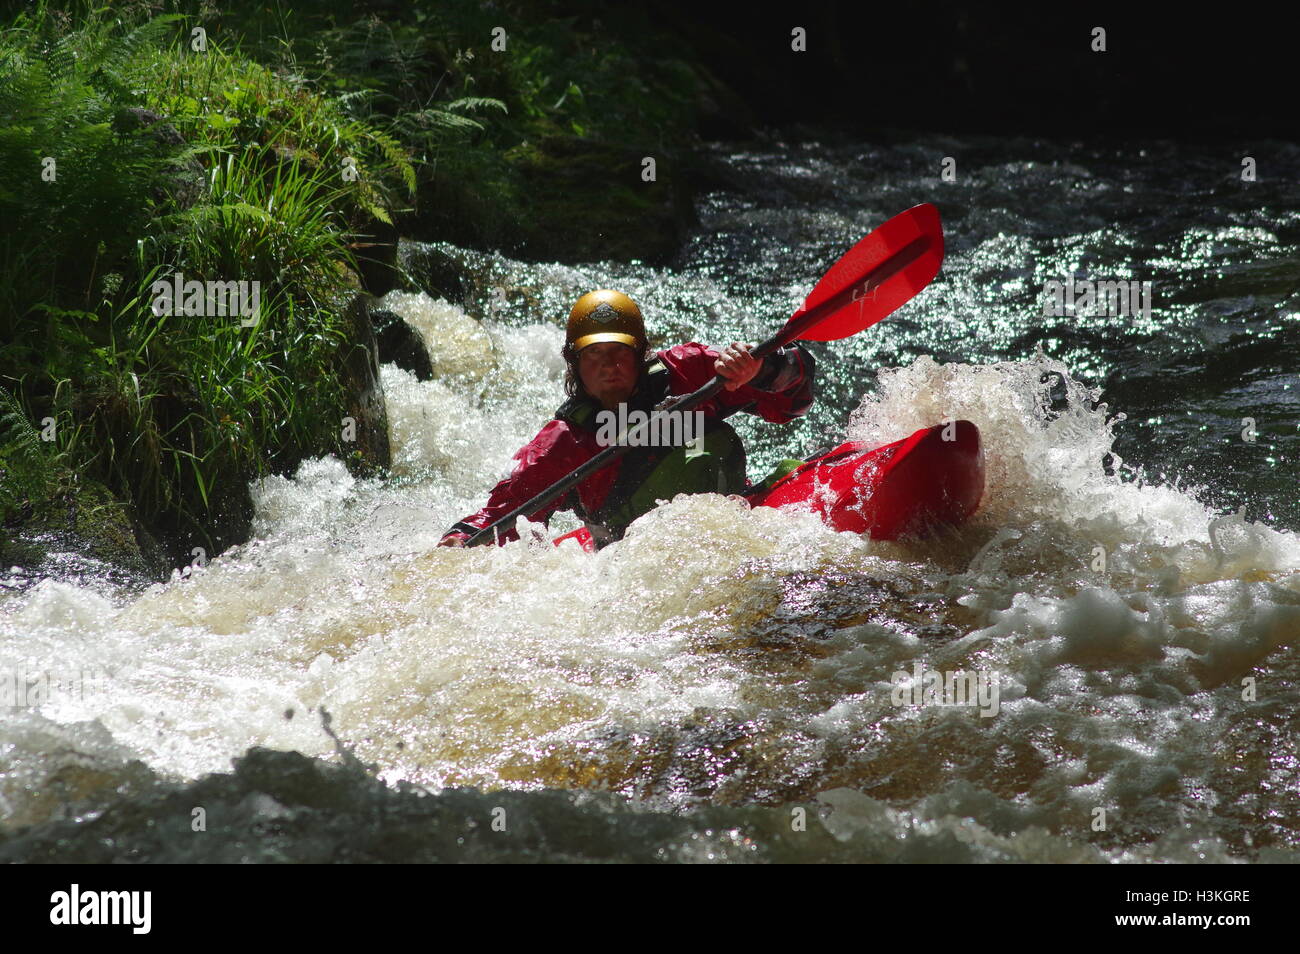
[789,203,943,343]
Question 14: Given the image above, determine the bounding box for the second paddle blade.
[796,203,944,342]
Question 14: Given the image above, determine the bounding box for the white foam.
[3,332,1297,859]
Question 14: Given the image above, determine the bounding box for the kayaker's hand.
[438,532,469,548]
[715,342,762,391]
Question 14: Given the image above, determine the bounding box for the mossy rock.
[506,135,700,264]
[0,477,169,587]
[336,294,393,475]
[413,135,699,266]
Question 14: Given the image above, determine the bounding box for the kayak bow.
[553,420,985,551]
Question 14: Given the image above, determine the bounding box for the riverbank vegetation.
[0,0,711,575]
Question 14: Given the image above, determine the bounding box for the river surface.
[3,132,1299,862]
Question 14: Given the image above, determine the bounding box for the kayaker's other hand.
[715,342,761,391]
[438,533,469,548]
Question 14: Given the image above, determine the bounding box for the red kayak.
[553,420,984,551]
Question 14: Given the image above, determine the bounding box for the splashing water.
[4,133,1300,862]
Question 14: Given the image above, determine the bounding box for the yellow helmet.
[566,290,646,353]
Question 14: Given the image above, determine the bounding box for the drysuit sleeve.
[740,344,816,422]
[659,342,816,424]
[442,420,589,545]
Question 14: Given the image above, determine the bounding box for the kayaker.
[438,289,816,549]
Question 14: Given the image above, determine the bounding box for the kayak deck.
[554,420,984,551]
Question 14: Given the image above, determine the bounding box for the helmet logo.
[590,302,620,324]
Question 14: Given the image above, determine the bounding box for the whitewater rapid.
[3,288,1298,861]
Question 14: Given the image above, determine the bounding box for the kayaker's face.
[578,342,638,409]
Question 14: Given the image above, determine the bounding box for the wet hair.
[562,342,649,399]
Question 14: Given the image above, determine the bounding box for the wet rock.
[0,745,839,862]
[356,218,401,298]
[370,308,434,381]
[410,135,699,267]
[504,134,699,265]
[378,290,497,386]
[0,478,169,590]
[336,295,392,473]
[398,241,468,307]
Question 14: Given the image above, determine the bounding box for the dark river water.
[2,132,1298,862]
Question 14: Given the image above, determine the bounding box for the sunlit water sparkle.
[3,133,1298,862]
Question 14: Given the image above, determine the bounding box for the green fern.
[363,126,417,195]
[333,89,377,110]
[0,385,56,519]
[399,108,487,132]
[74,14,182,96]
[444,96,508,115]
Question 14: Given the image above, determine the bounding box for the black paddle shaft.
[463,342,783,546]
[463,235,930,546]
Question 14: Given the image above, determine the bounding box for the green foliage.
[140,39,418,226]
[0,10,177,336]
[0,386,57,523]
[0,0,704,562]
[0,4,405,554]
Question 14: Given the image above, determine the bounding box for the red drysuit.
[443,342,814,544]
